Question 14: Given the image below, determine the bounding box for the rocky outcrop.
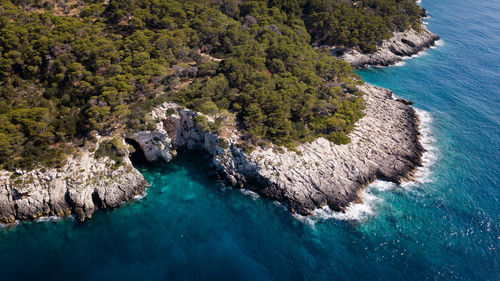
[0,145,147,223]
[0,84,424,223]
[127,131,172,162]
[338,25,440,67]
[130,84,424,215]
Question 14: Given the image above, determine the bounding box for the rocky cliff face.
[338,25,440,67]
[129,84,424,215]
[0,145,146,223]
[0,84,424,223]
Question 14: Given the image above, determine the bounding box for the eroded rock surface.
[0,147,146,223]
[0,84,424,223]
[339,25,440,67]
[131,84,424,215]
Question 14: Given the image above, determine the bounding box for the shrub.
[95,138,127,164]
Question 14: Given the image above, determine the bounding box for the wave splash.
[297,109,436,224]
[294,181,395,225]
[395,40,444,64]
[240,189,260,200]
[403,109,437,187]
[392,60,407,67]
[431,39,444,48]
[133,191,148,200]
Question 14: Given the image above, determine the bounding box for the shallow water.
[1,0,499,280]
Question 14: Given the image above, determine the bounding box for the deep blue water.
[1,0,499,280]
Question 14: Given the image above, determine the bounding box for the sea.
[1,0,498,280]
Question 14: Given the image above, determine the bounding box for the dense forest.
[0,0,424,170]
[301,0,425,52]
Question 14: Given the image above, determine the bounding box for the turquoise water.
[1,0,499,280]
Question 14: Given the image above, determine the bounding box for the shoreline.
[338,25,440,68]
[297,107,436,223]
[127,83,425,216]
[0,4,437,225]
[0,148,147,224]
[0,22,438,224]
[240,84,425,215]
[0,83,425,224]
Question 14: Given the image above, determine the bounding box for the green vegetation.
[192,115,211,133]
[0,0,423,170]
[95,137,128,164]
[300,0,425,52]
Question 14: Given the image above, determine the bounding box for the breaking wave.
[0,220,20,229]
[133,191,148,200]
[294,181,395,225]
[431,39,444,49]
[240,189,260,200]
[393,40,444,65]
[402,109,437,187]
[297,109,436,223]
[392,60,407,67]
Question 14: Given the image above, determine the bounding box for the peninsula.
[0,0,437,223]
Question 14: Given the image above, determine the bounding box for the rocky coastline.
[0,144,147,223]
[0,83,424,223]
[336,25,440,67]
[128,83,424,215]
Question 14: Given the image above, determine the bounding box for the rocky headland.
[0,83,424,223]
[0,144,146,223]
[336,25,440,67]
[0,1,434,224]
[0,82,423,223]
[128,84,424,215]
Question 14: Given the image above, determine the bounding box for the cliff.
[0,143,146,223]
[337,25,440,67]
[128,84,424,215]
[0,84,424,223]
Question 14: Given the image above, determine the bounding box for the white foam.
[240,189,260,200]
[273,201,287,210]
[431,39,444,49]
[0,220,20,229]
[392,61,406,67]
[369,180,398,192]
[294,185,390,224]
[35,216,62,223]
[399,44,434,62]
[403,50,429,60]
[372,60,406,69]
[296,109,437,223]
[394,39,444,65]
[133,191,148,200]
[402,109,437,187]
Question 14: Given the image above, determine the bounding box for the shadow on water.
[125,139,222,190]
[125,137,154,167]
[124,138,215,176]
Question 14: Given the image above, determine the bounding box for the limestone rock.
[134,84,424,216]
[0,84,425,222]
[0,147,146,223]
[127,131,171,162]
[339,25,440,67]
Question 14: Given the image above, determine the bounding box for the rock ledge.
[0,144,146,223]
[129,84,424,215]
[337,25,440,67]
[0,84,424,223]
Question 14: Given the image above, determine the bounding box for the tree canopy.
[0,0,423,170]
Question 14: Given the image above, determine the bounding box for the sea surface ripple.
[1,0,499,280]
